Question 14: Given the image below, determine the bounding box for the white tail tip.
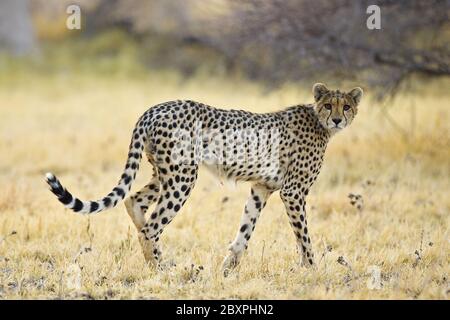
[45,172,55,181]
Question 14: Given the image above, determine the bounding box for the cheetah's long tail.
[44,122,147,214]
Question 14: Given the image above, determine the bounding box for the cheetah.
[45,83,363,274]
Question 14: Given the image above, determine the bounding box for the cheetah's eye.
[324,104,332,110]
[343,105,351,111]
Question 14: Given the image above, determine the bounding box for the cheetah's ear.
[348,87,363,105]
[313,83,329,102]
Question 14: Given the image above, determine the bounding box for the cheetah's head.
[312,83,363,133]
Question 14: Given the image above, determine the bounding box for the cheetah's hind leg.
[124,174,160,231]
[139,164,198,269]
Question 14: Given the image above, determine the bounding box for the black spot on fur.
[59,190,73,205]
[89,201,99,212]
[113,187,125,198]
[103,197,111,207]
[73,199,83,212]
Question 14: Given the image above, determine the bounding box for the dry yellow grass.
[0,69,448,299]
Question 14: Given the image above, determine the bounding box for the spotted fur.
[45,83,363,274]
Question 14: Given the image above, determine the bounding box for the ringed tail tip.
[45,172,55,181]
[45,172,58,189]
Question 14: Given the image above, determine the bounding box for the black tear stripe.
[317,105,324,114]
[325,111,332,126]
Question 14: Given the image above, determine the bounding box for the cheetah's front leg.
[222,184,272,276]
[280,190,315,268]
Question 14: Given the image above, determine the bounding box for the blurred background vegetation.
[0,0,448,98]
[0,1,449,299]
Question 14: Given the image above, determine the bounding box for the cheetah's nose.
[332,118,342,125]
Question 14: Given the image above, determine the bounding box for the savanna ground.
[0,43,449,299]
